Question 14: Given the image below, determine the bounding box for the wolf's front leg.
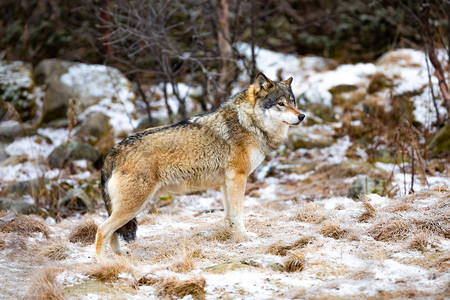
[224,172,257,240]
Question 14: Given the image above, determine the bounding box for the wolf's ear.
[254,72,274,94]
[281,77,293,86]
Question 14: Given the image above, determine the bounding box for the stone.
[0,120,37,142]
[0,197,36,214]
[428,125,450,156]
[35,59,135,123]
[59,188,93,212]
[8,179,40,196]
[47,141,100,168]
[75,112,112,143]
[0,61,36,121]
[347,176,385,200]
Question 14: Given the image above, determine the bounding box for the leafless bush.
[41,240,70,260]
[266,236,313,256]
[367,218,411,241]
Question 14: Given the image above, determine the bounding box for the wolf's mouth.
[283,121,301,126]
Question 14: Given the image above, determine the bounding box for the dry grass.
[367,218,411,241]
[284,251,306,272]
[429,252,450,272]
[0,236,5,250]
[41,240,70,260]
[138,213,157,225]
[158,275,206,300]
[320,221,349,239]
[26,267,65,300]
[295,203,326,224]
[85,257,133,282]
[169,244,201,273]
[68,218,98,245]
[207,223,233,242]
[0,212,50,238]
[266,236,313,256]
[359,200,376,222]
[407,231,430,252]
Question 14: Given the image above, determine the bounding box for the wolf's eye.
[277,102,285,107]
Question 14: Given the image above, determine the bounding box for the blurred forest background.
[1,0,449,119]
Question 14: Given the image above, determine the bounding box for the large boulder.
[35,59,135,123]
[75,112,112,143]
[0,61,36,121]
[47,141,100,168]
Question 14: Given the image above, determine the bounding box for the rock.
[373,148,396,164]
[8,179,40,196]
[59,188,93,212]
[0,197,36,214]
[0,61,36,121]
[428,125,450,156]
[329,84,358,95]
[347,176,385,200]
[95,129,115,156]
[35,59,135,123]
[75,112,112,143]
[47,141,100,168]
[0,120,37,142]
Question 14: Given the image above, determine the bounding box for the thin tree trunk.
[215,0,234,107]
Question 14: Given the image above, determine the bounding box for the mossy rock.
[347,176,385,200]
[367,72,393,94]
[47,141,100,168]
[0,61,36,121]
[428,125,450,156]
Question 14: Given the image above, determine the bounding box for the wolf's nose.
[298,114,305,121]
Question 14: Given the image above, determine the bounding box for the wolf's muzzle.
[298,114,306,122]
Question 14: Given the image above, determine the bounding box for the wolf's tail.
[101,165,137,242]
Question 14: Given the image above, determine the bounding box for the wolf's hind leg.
[109,232,121,254]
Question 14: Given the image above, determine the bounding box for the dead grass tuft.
[137,273,159,286]
[295,203,326,224]
[320,221,349,239]
[208,223,233,242]
[85,258,133,282]
[266,236,313,256]
[0,237,5,250]
[158,275,206,300]
[367,218,411,241]
[68,218,98,245]
[407,231,430,252]
[284,251,306,272]
[169,246,198,273]
[359,200,376,222]
[0,212,50,238]
[41,240,70,260]
[26,267,65,300]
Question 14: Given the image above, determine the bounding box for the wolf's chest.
[249,148,266,173]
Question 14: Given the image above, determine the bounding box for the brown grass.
[359,200,376,222]
[41,240,70,260]
[68,218,98,245]
[207,223,233,242]
[0,212,50,238]
[295,203,326,224]
[158,275,206,300]
[26,267,65,300]
[137,273,159,286]
[85,258,133,282]
[429,252,450,272]
[138,213,157,225]
[407,231,430,252]
[320,221,349,239]
[0,236,5,250]
[367,218,411,241]
[284,251,306,272]
[266,236,313,256]
[169,245,199,273]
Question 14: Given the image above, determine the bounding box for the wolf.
[95,73,305,256]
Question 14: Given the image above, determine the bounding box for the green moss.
[428,125,450,156]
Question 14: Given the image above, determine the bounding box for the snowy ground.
[0,45,449,299]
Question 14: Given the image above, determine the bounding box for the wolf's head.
[252,73,305,128]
